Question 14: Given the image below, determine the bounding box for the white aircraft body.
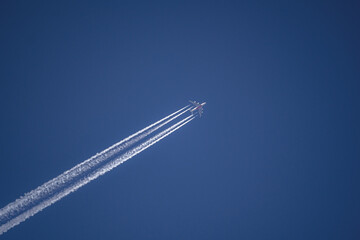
[189,100,206,117]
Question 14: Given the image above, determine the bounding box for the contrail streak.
[0,105,189,224]
[0,109,193,235]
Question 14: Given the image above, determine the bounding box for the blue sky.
[0,1,359,239]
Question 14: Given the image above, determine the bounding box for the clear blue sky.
[0,1,359,239]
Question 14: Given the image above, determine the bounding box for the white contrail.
[0,106,190,223]
[0,115,194,235]
[0,105,190,223]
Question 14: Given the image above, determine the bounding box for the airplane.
[189,100,206,117]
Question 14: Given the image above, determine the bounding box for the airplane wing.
[189,100,205,117]
[189,100,200,107]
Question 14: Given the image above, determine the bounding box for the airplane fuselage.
[189,101,206,117]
